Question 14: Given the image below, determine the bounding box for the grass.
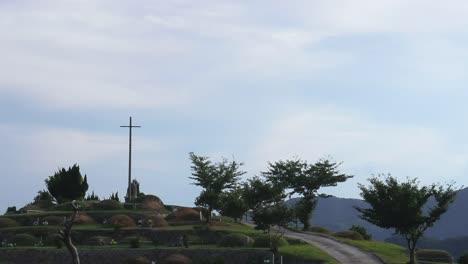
[279,243,338,264]
[337,238,409,264]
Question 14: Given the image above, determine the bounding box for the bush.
[0,218,19,228]
[252,234,288,248]
[45,233,63,248]
[459,253,468,264]
[134,195,164,210]
[349,225,372,240]
[130,236,141,248]
[333,230,364,240]
[11,233,37,246]
[110,215,135,228]
[415,249,452,263]
[43,216,65,225]
[5,206,16,214]
[161,254,192,264]
[218,233,253,247]
[125,256,150,264]
[92,199,124,210]
[166,207,201,222]
[308,226,333,234]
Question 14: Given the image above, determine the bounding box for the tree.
[264,158,352,230]
[57,200,81,264]
[355,175,457,264]
[109,192,120,202]
[294,197,318,230]
[218,188,248,223]
[33,190,55,208]
[252,203,294,253]
[85,191,99,201]
[45,164,89,204]
[243,176,292,253]
[189,152,245,223]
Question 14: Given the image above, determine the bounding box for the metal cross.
[120,116,141,200]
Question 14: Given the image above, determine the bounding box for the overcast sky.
[2,0,468,212]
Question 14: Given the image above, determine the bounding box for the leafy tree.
[355,174,457,264]
[349,225,372,240]
[85,191,99,201]
[45,164,89,204]
[252,203,294,253]
[189,152,245,223]
[243,175,292,253]
[109,192,120,202]
[33,190,55,208]
[264,158,352,230]
[294,197,318,230]
[242,176,285,210]
[218,188,248,223]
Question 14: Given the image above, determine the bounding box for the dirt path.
[283,229,386,264]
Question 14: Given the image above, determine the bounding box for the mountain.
[288,187,468,241]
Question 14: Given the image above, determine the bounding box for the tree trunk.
[60,202,80,264]
[409,248,415,264]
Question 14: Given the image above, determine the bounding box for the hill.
[289,187,468,241]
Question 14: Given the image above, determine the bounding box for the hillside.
[289,187,468,241]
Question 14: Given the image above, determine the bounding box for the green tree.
[33,190,55,208]
[45,164,89,204]
[218,188,248,223]
[85,191,99,201]
[356,174,457,264]
[264,158,352,230]
[294,197,318,230]
[109,192,120,202]
[252,203,294,253]
[189,152,245,223]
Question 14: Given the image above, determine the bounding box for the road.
[283,229,386,264]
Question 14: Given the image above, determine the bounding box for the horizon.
[2,1,468,212]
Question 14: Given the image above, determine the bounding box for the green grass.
[337,238,409,264]
[279,244,338,264]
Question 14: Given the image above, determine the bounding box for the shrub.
[43,216,65,225]
[415,249,452,263]
[349,225,372,240]
[166,207,201,222]
[252,234,288,248]
[219,233,253,247]
[45,234,63,248]
[459,253,468,264]
[0,218,19,228]
[144,215,168,227]
[110,215,135,228]
[5,206,16,214]
[92,199,124,210]
[161,254,192,264]
[308,226,333,234]
[125,256,150,264]
[333,230,364,240]
[11,233,37,246]
[130,236,141,248]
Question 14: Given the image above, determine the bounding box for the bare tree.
[57,200,80,264]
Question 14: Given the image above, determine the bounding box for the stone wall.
[0,248,274,264]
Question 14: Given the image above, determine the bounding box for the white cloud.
[249,105,468,197]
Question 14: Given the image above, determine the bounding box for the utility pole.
[120,116,141,201]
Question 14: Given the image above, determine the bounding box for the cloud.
[249,105,468,197]
[0,124,162,210]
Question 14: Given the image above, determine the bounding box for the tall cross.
[120,116,141,200]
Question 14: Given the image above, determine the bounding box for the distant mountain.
[288,187,468,241]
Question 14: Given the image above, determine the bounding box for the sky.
[1,0,468,212]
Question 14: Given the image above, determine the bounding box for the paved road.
[283,229,385,264]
